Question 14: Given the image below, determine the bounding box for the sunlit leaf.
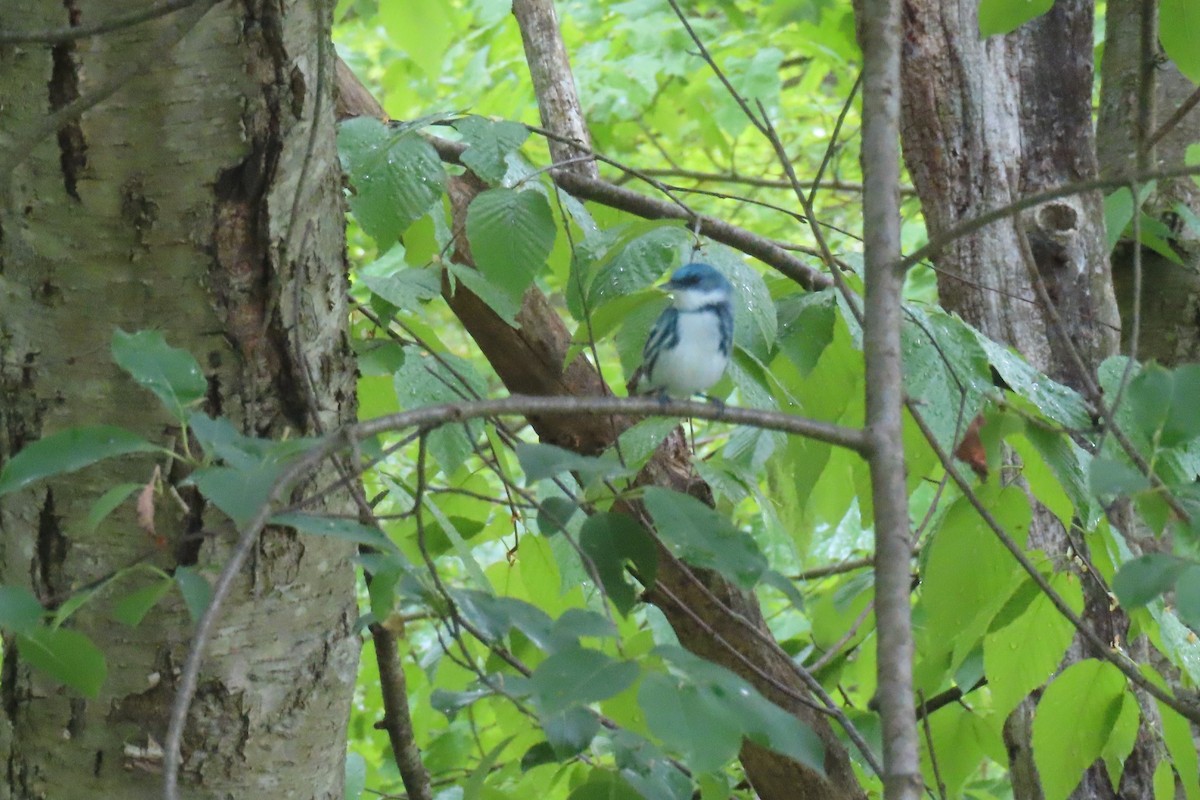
[1032,659,1129,800]
[466,187,555,298]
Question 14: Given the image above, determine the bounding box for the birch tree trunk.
[0,2,359,797]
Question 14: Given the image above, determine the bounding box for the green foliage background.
[3,0,1200,799]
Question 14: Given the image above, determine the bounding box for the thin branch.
[1145,84,1200,150]
[902,164,1200,271]
[370,623,435,800]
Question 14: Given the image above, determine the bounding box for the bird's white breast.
[649,309,729,396]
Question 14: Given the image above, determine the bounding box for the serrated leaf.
[777,290,836,376]
[529,646,639,715]
[978,0,1052,37]
[446,260,523,326]
[466,188,555,298]
[0,426,158,496]
[579,512,657,615]
[112,577,174,627]
[174,566,212,622]
[271,512,397,551]
[643,487,766,589]
[585,225,693,313]
[1032,659,1128,800]
[455,117,531,184]
[1113,553,1191,608]
[112,329,206,419]
[0,585,45,635]
[338,117,446,245]
[394,349,487,475]
[18,626,107,697]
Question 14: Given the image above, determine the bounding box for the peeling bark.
[0,2,358,798]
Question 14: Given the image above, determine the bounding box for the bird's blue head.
[663,262,732,311]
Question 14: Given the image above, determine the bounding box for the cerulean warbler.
[639,262,734,399]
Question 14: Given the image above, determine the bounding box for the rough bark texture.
[0,2,359,798]
[1099,0,1200,366]
[900,0,1153,797]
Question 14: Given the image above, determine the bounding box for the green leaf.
[446,260,523,326]
[18,626,107,697]
[360,269,442,312]
[174,566,212,622]
[1174,565,1200,629]
[190,464,281,528]
[271,512,397,552]
[111,577,174,627]
[338,117,446,245]
[642,487,767,589]
[0,426,158,496]
[540,705,601,760]
[984,573,1081,719]
[466,188,555,298]
[639,671,742,773]
[976,335,1090,429]
[1161,0,1200,82]
[579,512,658,615]
[565,770,644,800]
[516,442,628,484]
[111,329,207,419]
[776,290,836,376]
[1032,659,1129,800]
[455,117,531,184]
[0,585,45,635]
[86,482,142,533]
[583,224,693,315]
[529,646,639,715]
[536,497,579,536]
[661,646,824,773]
[1089,457,1151,498]
[394,349,488,475]
[978,0,1053,37]
[1113,553,1191,608]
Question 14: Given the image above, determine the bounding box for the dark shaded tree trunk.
[0,1,359,797]
[900,0,1156,797]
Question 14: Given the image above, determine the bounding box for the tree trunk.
[1099,0,1200,366]
[900,0,1155,797]
[0,2,359,798]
